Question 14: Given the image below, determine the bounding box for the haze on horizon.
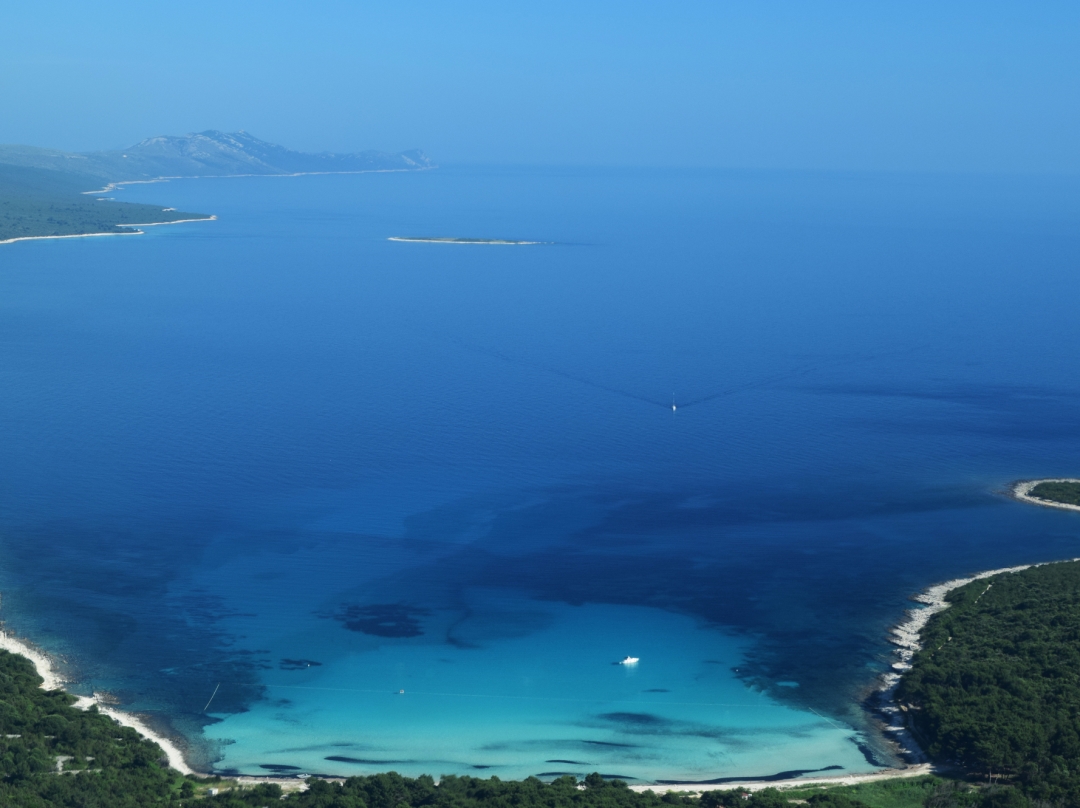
[2,0,1079,174]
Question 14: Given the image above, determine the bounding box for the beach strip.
[0,230,143,246]
[628,763,934,794]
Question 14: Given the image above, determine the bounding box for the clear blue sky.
[2,1,1078,172]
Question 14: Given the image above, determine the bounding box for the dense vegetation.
[0,163,205,242]
[0,648,189,805]
[897,560,1080,805]
[195,774,1027,808]
[1028,481,1080,506]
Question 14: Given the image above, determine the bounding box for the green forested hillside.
[0,163,206,242]
[897,560,1080,804]
[0,649,189,805]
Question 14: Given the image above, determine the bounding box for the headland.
[1012,478,1080,512]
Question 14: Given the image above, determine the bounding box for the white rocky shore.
[878,555,1080,764]
[877,565,1035,762]
[875,481,1080,760]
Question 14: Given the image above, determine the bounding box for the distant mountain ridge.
[0,131,433,184]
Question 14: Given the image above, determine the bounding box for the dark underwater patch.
[852,737,888,767]
[597,711,668,726]
[656,764,842,785]
[279,658,322,670]
[643,688,670,693]
[329,604,430,637]
[277,742,363,753]
[325,756,414,765]
[259,764,302,771]
[546,759,591,765]
[581,740,637,748]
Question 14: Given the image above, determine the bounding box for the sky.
[2,1,1079,173]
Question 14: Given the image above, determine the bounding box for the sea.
[1,165,1080,782]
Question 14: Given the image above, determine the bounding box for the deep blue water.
[2,166,1080,781]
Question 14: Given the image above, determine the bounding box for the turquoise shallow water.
[1,166,1080,780]
[210,602,861,780]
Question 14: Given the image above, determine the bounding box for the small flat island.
[388,236,545,244]
[1014,478,1080,511]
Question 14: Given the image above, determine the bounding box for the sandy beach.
[1012,479,1080,513]
[628,763,935,794]
[0,230,143,246]
[0,629,192,774]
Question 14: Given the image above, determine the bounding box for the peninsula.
[0,131,433,244]
[0,162,211,244]
[1013,478,1080,511]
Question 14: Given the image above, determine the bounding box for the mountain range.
[0,131,433,184]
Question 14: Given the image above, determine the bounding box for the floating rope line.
[202,682,221,712]
[807,707,848,731]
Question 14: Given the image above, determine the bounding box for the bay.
[1,166,1079,780]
